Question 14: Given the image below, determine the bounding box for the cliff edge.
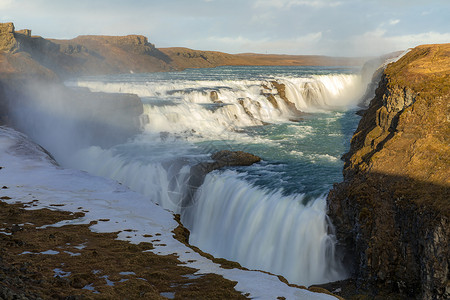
[327,44,450,299]
[0,23,145,147]
[0,22,365,79]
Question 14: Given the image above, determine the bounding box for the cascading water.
[33,66,364,286]
[182,170,343,285]
[68,68,363,135]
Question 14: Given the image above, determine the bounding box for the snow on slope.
[0,126,336,300]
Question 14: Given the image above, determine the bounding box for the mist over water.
[10,66,365,286]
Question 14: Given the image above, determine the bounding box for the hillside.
[327,44,450,299]
[1,22,365,79]
[159,47,365,69]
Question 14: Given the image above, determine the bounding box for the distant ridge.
[159,47,366,69]
[0,22,366,79]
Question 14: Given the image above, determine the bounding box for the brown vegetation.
[327,43,450,299]
[0,200,247,299]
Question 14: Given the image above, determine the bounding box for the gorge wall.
[0,23,144,149]
[1,22,365,79]
[327,44,450,299]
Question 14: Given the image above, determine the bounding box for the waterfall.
[16,67,362,287]
[182,170,345,286]
[67,141,348,286]
[67,73,362,141]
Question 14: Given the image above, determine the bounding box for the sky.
[1,0,449,57]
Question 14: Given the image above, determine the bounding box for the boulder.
[211,150,261,167]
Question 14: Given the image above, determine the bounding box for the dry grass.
[0,199,247,299]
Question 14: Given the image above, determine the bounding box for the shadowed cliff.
[327,44,450,299]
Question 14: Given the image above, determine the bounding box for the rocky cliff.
[0,23,17,53]
[1,22,365,79]
[0,23,145,148]
[327,44,450,299]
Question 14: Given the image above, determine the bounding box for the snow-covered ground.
[0,126,336,300]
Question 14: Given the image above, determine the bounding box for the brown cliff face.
[52,35,175,75]
[327,44,450,299]
[1,22,366,79]
[0,23,17,53]
[0,23,146,146]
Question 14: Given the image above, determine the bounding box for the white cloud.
[0,0,14,9]
[386,31,450,47]
[2,0,449,57]
[186,32,323,54]
[345,30,450,56]
[389,19,400,26]
[254,0,342,9]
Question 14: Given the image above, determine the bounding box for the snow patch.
[0,126,337,300]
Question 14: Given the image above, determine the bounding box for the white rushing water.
[13,66,366,287]
[69,72,363,135]
[183,170,343,285]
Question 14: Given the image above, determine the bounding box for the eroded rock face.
[327,44,450,299]
[0,22,17,53]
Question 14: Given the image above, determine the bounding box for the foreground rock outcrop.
[327,44,450,299]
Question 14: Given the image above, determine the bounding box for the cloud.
[0,0,14,9]
[254,0,342,9]
[343,30,450,56]
[386,31,450,47]
[2,0,449,57]
[186,32,323,54]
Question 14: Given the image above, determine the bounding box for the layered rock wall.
[327,44,450,299]
[0,22,17,53]
[0,22,146,148]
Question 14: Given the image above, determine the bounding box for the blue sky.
[1,0,449,56]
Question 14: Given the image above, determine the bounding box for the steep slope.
[0,22,176,77]
[327,44,450,299]
[52,35,176,75]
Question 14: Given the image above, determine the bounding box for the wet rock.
[189,150,260,186]
[211,150,261,167]
[182,151,261,207]
[210,91,222,103]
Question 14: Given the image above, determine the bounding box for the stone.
[210,90,221,103]
[211,150,261,167]
[183,151,261,207]
[327,44,450,299]
[16,29,31,37]
[0,22,18,53]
